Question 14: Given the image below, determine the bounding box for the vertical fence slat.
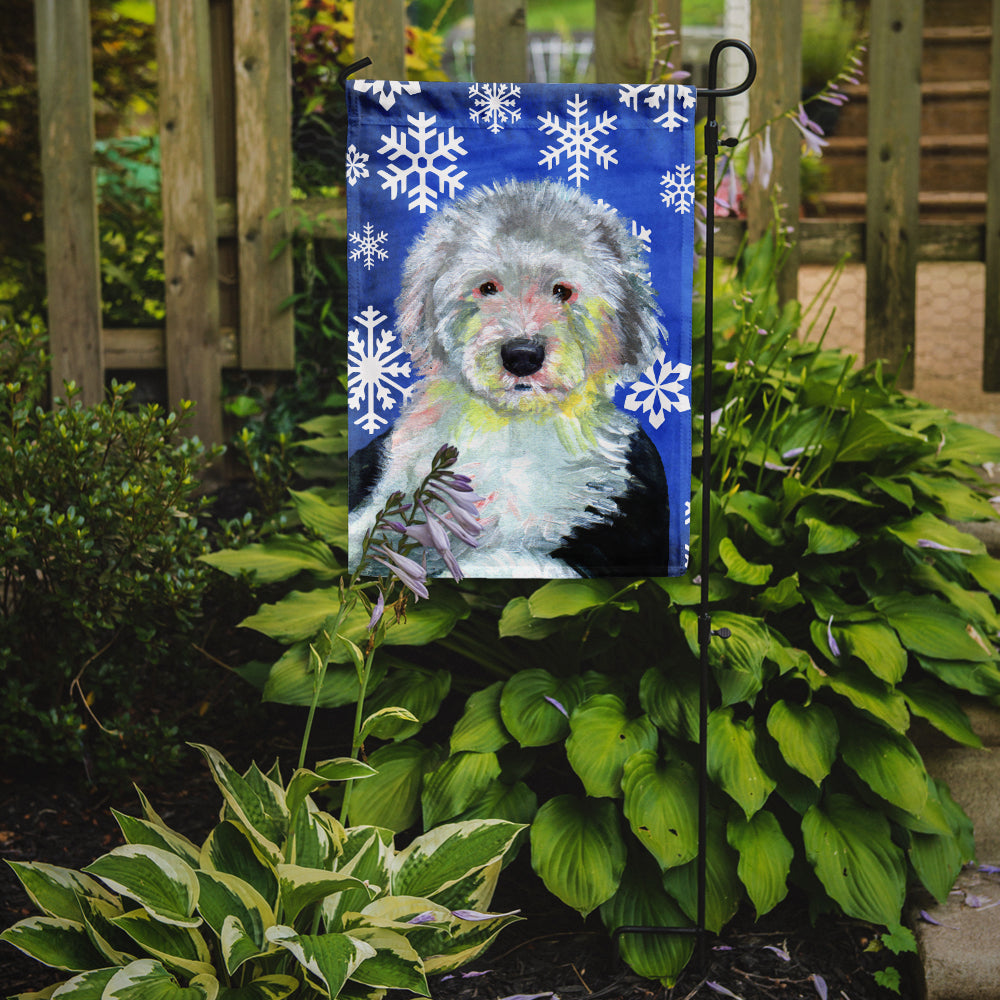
[34,0,103,405]
[474,0,526,82]
[659,0,682,78]
[983,0,1000,390]
[355,0,406,80]
[157,0,223,445]
[864,0,923,389]
[746,0,801,303]
[594,0,657,84]
[233,0,294,369]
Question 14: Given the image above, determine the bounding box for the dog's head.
[396,180,663,414]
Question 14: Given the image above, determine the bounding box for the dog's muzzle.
[501,338,545,378]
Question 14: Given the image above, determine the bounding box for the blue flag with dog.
[346,80,695,579]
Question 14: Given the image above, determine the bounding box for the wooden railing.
[32,0,1000,446]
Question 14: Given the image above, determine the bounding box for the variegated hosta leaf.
[276,864,376,925]
[112,810,201,868]
[191,746,288,863]
[529,795,626,917]
[42,966,118,997]
[565,695,658,799]
[345,926,429,995]
[102,958,218,999]
[0,915,107,971]
[200,822,278,910]
[214,974,300,999]
[285,760,375,824]
[391,820,524,901]
[83,846,200,928]
[727,810,793,917]
[621,751,699,871]
[421,906,523,975]
[450,681,511,754]
[421,751,502,829]
[322,829,393,931]
[706,707,776,819]
[600,853,694,987]
[265,925,375,998]
[110,908,214,978]
[288,802,343,870]
[765,700,838,786]
[195,871,274,974]
[78,894,135,966]
[362,667,452,741]
[4,861,118,922]
[802,793,906,926]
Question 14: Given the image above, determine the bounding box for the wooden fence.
[33,0,1000,445]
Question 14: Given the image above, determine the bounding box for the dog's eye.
[552,283,574,303]
[478,281,500,297]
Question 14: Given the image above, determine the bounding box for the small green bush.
[0,316,220,783]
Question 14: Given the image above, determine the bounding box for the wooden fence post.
[746,0,801,305]
[157,0,223,445]
[983,0,1000,390]
[233,0,294,370]
[864,0,923,389]
[594,0,659,84]
[474,0,526,82]
[355,0,407,80]
[34,0,104,405]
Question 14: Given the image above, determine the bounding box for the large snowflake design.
[623,351,691,429]
[348,305,413,435]
[378,111,469,213]
[345,144,370,187]
[469,83,522,133]
[537,94,618,187]
[348,222,388,270]
[661,163,695,214]
[618,84,696,131]
[353,79,421,110]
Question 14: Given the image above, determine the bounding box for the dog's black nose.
[501,339,545,377]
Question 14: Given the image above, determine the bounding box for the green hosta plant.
[1,743,523,999]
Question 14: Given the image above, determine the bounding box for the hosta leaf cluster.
[2,744,523,999]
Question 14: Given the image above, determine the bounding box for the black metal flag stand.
[339,37,758,975]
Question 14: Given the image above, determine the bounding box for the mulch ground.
[1,745,913,1000]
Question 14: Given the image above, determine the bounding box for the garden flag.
[346,80,696,579]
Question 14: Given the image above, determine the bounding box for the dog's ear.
[395,229,439,367]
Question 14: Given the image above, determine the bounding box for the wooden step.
[922,25,993,83]
[813,190,987,222]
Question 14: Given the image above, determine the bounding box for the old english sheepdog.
[349,178,669,578]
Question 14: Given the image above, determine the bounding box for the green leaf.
[835,621,907,684]
[935,421,1000,465]
[527,579,620,618]
[599,853,694,987]
[530,795,626,917]
[874,594,995,662]
[241,588,343,643]
[288,489,348,546]
[803,517,859,556]
[110,909,214,978]
[34,967,118,998]
[276,865,373,925]
[765,700,838,786]
[362,667,451,740]
[621,751,699,871]
[727,811,793,917]
[347,740,441,832]
[0,916,107,971]
[4,862,118,922]
[639,664,699,742]
[497,596,565,639]
[360,706,421,742]
[916,655,1000,697]
[901,680,982,748]
[565,695,658,798]
[393,819,524,900]
[807,661,910,732]
[450,682,511,754]
[452,779,538,827]
[421,751,502,828]
[216,976,299,1000]
[103,959,218,999]
[83,846,200,928]
[839,718,929,817]
[285,759,376,822]
[755,573,805,614]
[499,670,584,747]
[260,644,383,709]
[909,826,965,905]
[885,512,985,556]
[707,708,776,818]
[200,536,341,584]
[724,490,784,545]
[802,793,906,926]
[966,553,1000,597]
[346,926,429,994]
[906,472,999,521]
[835,410,927,463]
[718,537,772,585]
[681,610,770,706]
[265,926,374,997]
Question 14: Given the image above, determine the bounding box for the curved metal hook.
[697,38,756,99]
[337,57,373,91]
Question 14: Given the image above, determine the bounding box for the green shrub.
[0,317,221,783]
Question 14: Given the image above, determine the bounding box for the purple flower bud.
[372,545,429,600]
[827,615,841,658]
[812,974,828,1000]
[544,695,569,718]
[367,590,385,631]
[917,538,972,554]
[407,911,437,925]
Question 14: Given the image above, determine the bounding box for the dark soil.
[1,751,914,1000]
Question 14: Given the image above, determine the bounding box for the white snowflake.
[618,84,696,131]
[469,83,521,133]
[537,94,617,187]
[353,79,421,110]
[345,144,370,186]
[349,222,389,270]
[348,305,413,435]
[660,163,695,214]
[378,111,469,213]
[623,352,691,429]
